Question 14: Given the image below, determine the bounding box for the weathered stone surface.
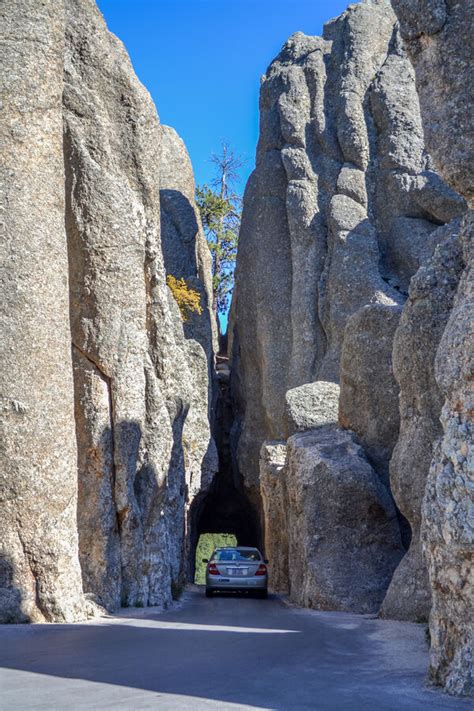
[159,124,218,361]
[0,0,86,623]
[319,199,401,382]
[339,304,402,486]
[410,171,467,225]
[1,0,216,621]
[285,426,404,613]
[64,0,217,610]
[380,221,464,622]
[391,0,474,201]
[259,442,288,593]
[285,381,339,436]
[391,0,473,694]
[229,0,464,516]
[72,348,121,612]
[421,212,473,695]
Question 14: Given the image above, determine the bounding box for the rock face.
[1,0,216,621]
[391,0,473,203]
[422,213,473,696]
[259,442,288,593]
[422,210,474,694]
[380,220,464,621]
[285,381,339,436]
[260,427,404,611]
[159,125,218,362]
[390,0,473,695]
[65,0,217,611]
[285,427,403,613]
[0,0,86,623]
[339,304,402,487]
[229,0,466,619]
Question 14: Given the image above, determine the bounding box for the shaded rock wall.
[284,426,403,613]
[159,124,218,363]
[380,219,464,621]
[339,303,402,488]
[391,0,473,695]
[230,0,466,620]
[1,0,216,621]
[259,442,288,592]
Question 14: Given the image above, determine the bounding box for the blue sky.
[97,0,352,190]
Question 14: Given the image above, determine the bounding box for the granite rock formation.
[259,442,288,593]
[380,220,465,621]
[0,0,216,622]
[260,426,404,611]
[391,0,473,203]
[391,0,473,695]
[339,303,402,488]
[230,0,466,622]
[0,0,86,624]
[1,1,472,696]
[421,213,473,695]
[285,381,339,436]
[285,426,403,613]
[159,124,218,363]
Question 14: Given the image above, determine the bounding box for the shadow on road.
[0,589,470,710]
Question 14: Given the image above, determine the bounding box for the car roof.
[214,546,259,551]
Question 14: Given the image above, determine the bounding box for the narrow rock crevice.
[188,348,260,582]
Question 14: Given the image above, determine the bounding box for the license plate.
[227,567,247,576]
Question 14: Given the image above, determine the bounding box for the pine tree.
[196,143,243,330]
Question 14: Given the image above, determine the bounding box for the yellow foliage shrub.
[166,274,203,322]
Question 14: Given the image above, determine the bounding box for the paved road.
[0,587,470,710]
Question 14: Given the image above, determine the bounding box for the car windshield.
[212,548,261,562]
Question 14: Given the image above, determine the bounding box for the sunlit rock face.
[391,0,473,696]
[0,0,86,624]
[230,0,466,619]
[0,0,217,622]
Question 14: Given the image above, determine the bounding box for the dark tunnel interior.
[187,349,261,582]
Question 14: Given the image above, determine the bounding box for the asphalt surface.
[0,587,471,710]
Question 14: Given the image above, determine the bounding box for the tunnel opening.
[188,476,261,583]
[194,533,237,584]
[187,346,261,583]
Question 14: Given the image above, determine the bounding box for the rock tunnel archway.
[188,478,261,582]
[187,346,261,582]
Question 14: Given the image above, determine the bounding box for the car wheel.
[205,588,213,598]
[258,589,268,599]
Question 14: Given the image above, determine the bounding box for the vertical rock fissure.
[71,340,121,537]
[188,348,261,578]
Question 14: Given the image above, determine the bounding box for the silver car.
[204,546,268,598]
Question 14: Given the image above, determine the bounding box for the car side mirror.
[264,559,269,564]
[202,559,209,563]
